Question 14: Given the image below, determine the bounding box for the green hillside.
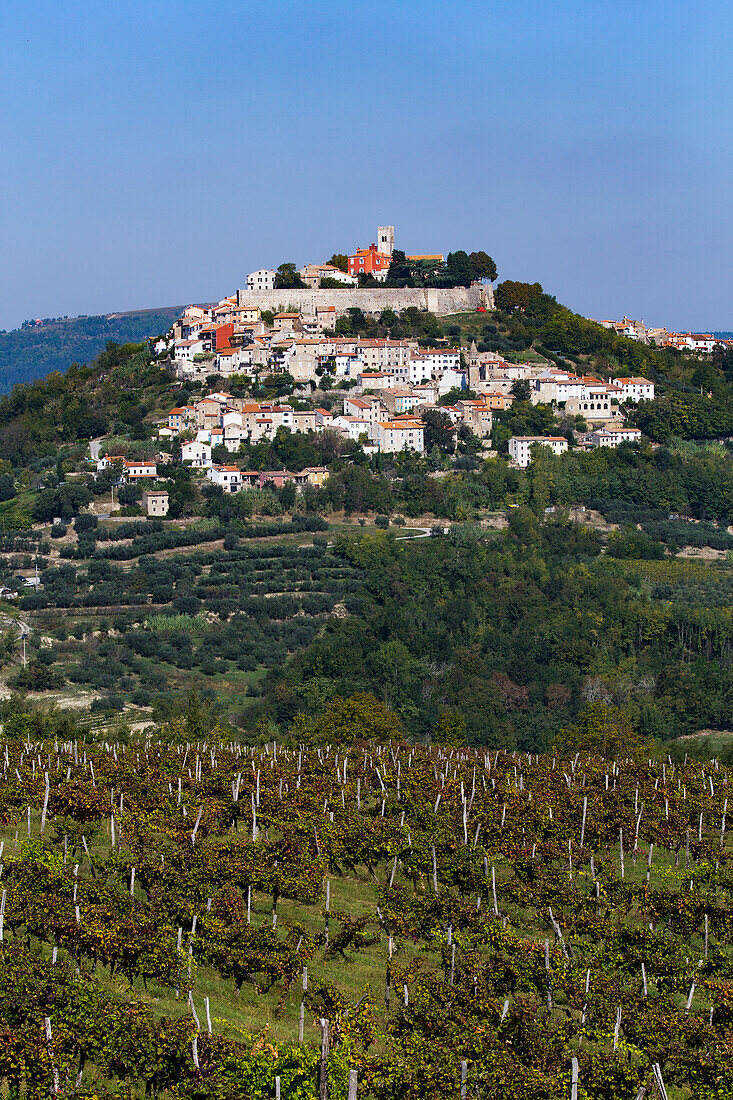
[0,307,186,391]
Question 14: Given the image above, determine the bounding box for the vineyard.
[0,725,732,1098]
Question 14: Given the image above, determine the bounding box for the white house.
[573,378,614,421]
[222,413,243,453]
[409,348,461,373]
[588,427,642,448]
[207,465,243,492]
[122,459,157,480]
[247,269,276,291]
[181,441,212,468]
[173,339,205,362]
[612,377,655,403]
[434,367,466,397]
[508,436,568,468]
[331,415,372,442]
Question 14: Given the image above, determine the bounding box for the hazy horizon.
[1,0,731,333]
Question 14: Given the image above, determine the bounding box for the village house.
[532,370,585,406]
[478,392,511,410]
[411,382,439,405]
[167,406,197,432]
[316,305,339,331]
[508,436,568,468]
[292,466,329,489]
[299,263,357,287]
[356,339,419,371]
[273,312,301,332]
[331,415,372,442]
[411,348,461,373]
[588,427,642,448]
[142,489,169,517]
[358,371,393,392]
[173,339,205,363]
[376,418,424,454]
[233,305,261,325]
[455,400,493,439]
[207,465,243,493]
[348,243,391,281]
[258,470,295,490]
[569,378,615,421]
[181,440,212,468]
[247,269,276,291]
[292,410,316,433]
[382,389,425,416]
[612,377,655,402]
[343,395,385,436]
[122,459,157,481]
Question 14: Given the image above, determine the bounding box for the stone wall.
[235,284,493,317]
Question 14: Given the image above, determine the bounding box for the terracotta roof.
[512,436,568,443]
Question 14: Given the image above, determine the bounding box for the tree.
[494,280,548,317]
[386,250,412,285]
[468,251,498,282]
[117,484,141,506]
[554,700,648,759]
[313,693,403,744]
[421,409,455,453]
[274,263,305,289]
[432,709,466,746]
[0,474,14,502]
[327,254,348,273]
[510,379,533,402]
[279,480,296,509]
[444,251,474,287]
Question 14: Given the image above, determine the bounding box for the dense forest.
[258,518,733,748]
[0,307,183,390]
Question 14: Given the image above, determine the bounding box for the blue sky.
[0,0,731,331]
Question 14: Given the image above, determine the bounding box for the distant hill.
[0,306,186,392]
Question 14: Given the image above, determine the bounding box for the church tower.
[377,225,394,256]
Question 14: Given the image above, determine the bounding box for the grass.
[0,491,36,528]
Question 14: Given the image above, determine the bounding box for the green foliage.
[0,308,182,390]
[274,263,306,289]
[553,700,648,757]
[327,254,348,273]
[262,519,733,745]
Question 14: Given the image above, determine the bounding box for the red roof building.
[348,244,391,279]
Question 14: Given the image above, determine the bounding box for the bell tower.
[377,225,394,256]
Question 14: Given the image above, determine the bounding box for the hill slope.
[0,306,186,391]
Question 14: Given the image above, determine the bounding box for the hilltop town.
[90,224,669,512]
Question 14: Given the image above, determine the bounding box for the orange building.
[348,244,391,280]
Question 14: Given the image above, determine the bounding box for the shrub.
[74,513,98,533]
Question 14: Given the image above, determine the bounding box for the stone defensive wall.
[235,284,493,317]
